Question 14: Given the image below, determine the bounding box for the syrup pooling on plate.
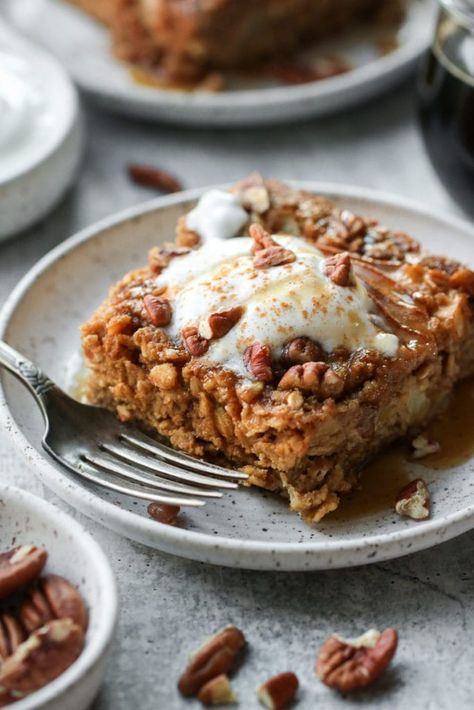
[328,376,474,522]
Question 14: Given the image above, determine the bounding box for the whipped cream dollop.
[185,190,248,241]
[0,50,58,182]
[156,230,399,379]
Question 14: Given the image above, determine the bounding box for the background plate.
[2,0,435,126]
[1,183,474,570]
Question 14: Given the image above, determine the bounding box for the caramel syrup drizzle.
[329,377,474,521]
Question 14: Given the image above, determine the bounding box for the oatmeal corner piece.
[81,177,474,523]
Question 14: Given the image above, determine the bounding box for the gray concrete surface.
[1,82,473,709]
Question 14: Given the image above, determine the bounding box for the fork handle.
[0,340,55,402]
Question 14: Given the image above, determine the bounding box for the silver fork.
[0,341,248,508]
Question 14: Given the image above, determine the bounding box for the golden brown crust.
[80,179,474,522]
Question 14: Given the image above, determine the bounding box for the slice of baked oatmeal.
[66,0,405,83]
[81,177,474,522]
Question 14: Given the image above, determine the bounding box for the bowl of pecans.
[0,484,117,709]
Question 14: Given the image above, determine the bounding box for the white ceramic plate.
[1,183,474,571]
[2,0,435,126]
[0,484,117,710]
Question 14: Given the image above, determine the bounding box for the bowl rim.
[0,18,80,186]
[1,182,474,570]
[0,484,118,709]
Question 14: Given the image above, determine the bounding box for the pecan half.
[234,174,270,215]
[127,164,183,193]
[395,479,431,520]
[278,362,328,391]
[320,368,345,399]
[0,546,47,600]
[148,243,190,274]
[316,628,398,691]
[257,671,299,710]
[338,209,366,238]
[182,326,210,357]
[20,575,88,634]
[0,614,26,662]
[243,343,273,382]
[178,626,245,697]
[249,224,278,253]
[199,306,244,340]
[0,619,84,694]
[147,502,180,525]
[323,252,352,287]
[144,295,172,327]
[198,673,236,706]
[254,246,296,270]
[20,585,53,634]
[282,337,325,365]
[43,575,88,631]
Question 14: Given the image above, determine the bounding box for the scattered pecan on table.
[257,671,299,710]
[316,628,398,691]
[178,626,245,698]
[127,164,183,193]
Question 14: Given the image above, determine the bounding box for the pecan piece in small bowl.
[20,574,88,634]
[316,628,398,691]
[0,545,47,600]
[0,613,26,662]
[0,619,85,695]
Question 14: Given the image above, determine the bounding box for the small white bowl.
[0,484,117,710]
[0,20,82,242]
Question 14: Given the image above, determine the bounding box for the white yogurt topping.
[156,234,399,379]
[185,190,248,242]
[0,49,60,182]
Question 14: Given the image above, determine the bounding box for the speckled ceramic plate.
[2,0,434,126]
[1,183,474,571]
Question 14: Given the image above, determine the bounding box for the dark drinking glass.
[418,0,474,215]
